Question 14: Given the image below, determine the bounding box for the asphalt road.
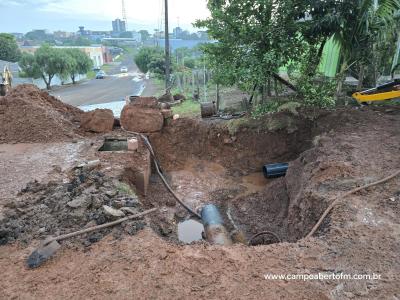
[51,55,146,106]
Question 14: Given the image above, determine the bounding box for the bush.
[296,76,336,108]
[134,47,164,74]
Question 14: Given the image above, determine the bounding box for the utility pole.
[164,0,171,91]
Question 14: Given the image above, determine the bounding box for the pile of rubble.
[0,163,146,246]
[0,84,83,143]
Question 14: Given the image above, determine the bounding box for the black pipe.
[263,163,289,179]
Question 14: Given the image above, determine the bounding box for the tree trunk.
[357,65,364,90]
[42,75,51,90]
[272,73,297,92]
[216,83,220,112]
[71,75,76,84]
[336,60,348,95]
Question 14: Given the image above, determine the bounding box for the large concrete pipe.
[201,204,233,246]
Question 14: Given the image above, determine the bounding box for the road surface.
[51,54,146,106]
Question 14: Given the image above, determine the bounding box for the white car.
[120,66,128,73]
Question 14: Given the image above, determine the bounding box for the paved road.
[51,55,146,106]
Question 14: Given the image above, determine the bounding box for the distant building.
[196,31,209,40]
[54,31,74,39]
[102,37,140,46]
[77,26,111,41]
[112,19,126,34]
[173,27,183,39]
[20,45,110,67]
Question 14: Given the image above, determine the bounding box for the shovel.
[26,208,157,269]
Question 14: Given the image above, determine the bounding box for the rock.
[103,205,125,217]
[80,109,114,133]
[120,105,163,133]
[159,102,171,110]
[67,195,89,208]
[173,93,186,101]
[105,190,118,198]
[173,114,180,120]
[129,97,159,108]
[127,138,139,151]
[120,207,139,215]
[158,93,174,103]
[161,109,173,119]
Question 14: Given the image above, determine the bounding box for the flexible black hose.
[140,134,201,219]
[248,231,281,246]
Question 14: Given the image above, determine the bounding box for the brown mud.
[0,103,399,299]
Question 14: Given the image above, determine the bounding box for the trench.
[140,118,322,246]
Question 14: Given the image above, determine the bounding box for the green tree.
[134,46,164,73]
[0,33,21,62]
[195,0,304,97]
[139,30,150,42]
[19,45,73,90]
[64,48,93,84]
[297,0,400,89]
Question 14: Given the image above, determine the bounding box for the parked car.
[95,70,106,79]
[93,67,101,72]
[120,66,128,73]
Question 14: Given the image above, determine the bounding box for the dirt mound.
[80,109,114,133]
[0,165,146,246]
[0,84,83,143]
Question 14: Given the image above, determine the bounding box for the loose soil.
[0,85,83,143]
[0,99,399,299]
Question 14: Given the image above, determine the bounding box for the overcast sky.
[0,0,210,33]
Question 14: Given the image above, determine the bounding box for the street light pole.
[164,0,171,91]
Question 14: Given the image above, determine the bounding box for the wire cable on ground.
[306,169,400,239]
[122,129,201,219]
[140,134,202,219]
[248,230,282,246]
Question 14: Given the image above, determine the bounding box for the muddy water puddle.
[177,219,204,244]
[167,159,269,210]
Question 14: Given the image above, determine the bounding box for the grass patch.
[101,64,113,73]
[116,182,137,197]
[172,100,201,118]
[86,70,96,80]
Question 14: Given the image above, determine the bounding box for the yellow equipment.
[352,79,400,103]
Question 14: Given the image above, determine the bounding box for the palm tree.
[332,0,400,90]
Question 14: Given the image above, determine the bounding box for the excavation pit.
[98,138,128,152]
[144,117,324,246]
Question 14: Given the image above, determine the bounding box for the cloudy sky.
[0,0,210,33]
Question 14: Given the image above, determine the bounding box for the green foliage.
[115,182,137,197]
[62,36,92,46]
[172,100,201,118]
[290,44,337,108]
[139,30,150,42]
[19,45,93,89]
[64,48,93,83]
[0,33,21,62]
[134,46,164,73]
[296,76,337,108]
[195,0,305,90]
